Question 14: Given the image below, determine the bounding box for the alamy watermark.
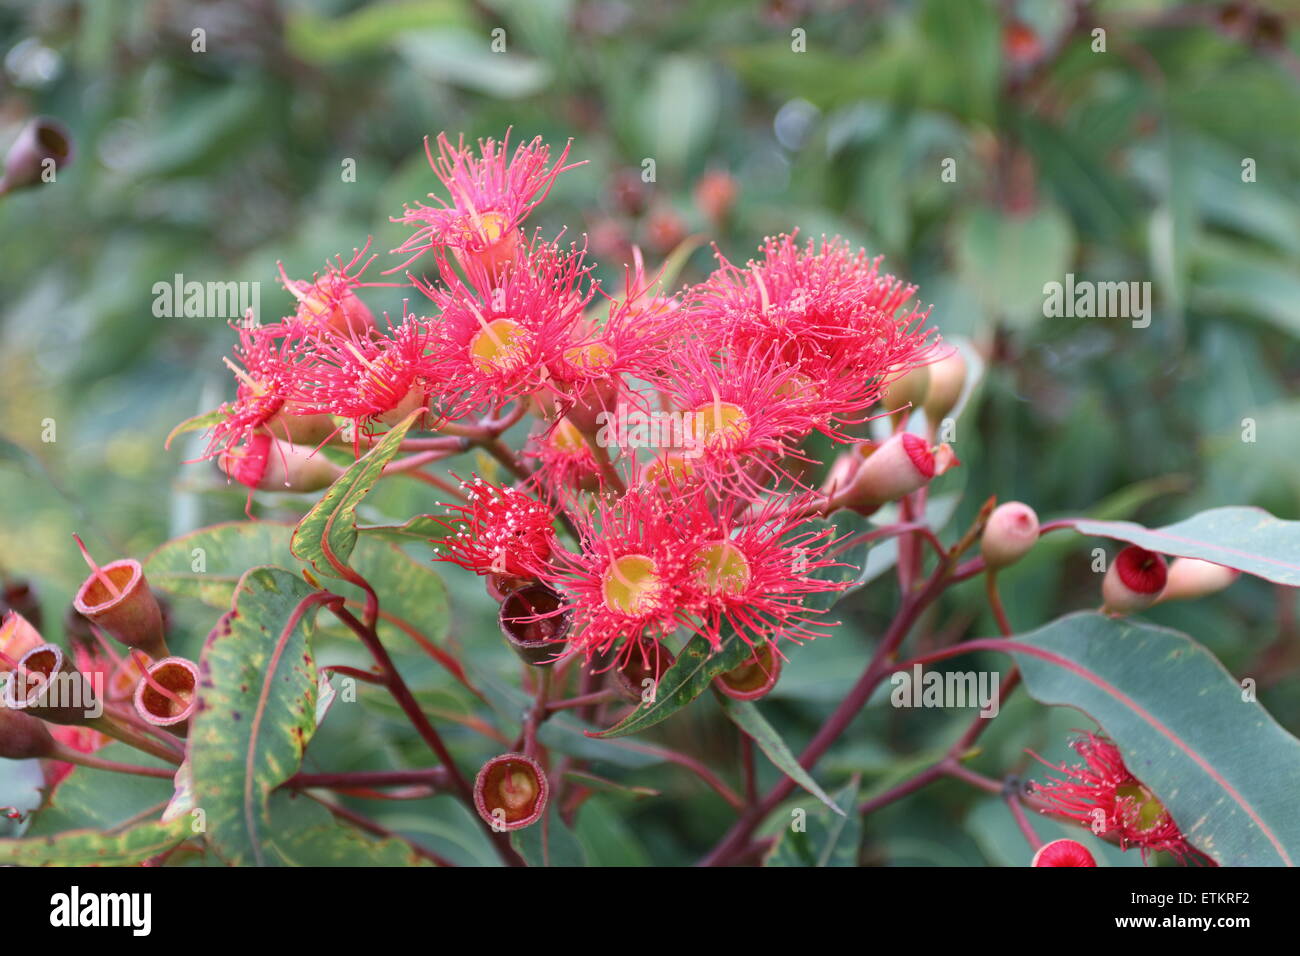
[152,273,260,321]
[593,404,711,458]
[1043,273,1151,329]
[889,664,1000,718]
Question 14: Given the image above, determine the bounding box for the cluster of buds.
[0,537,198,786]
[973,502,1238,618]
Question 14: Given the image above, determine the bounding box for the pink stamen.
[72,533,121,600]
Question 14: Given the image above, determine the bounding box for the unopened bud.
[1031,838,1096,867]
[0,705,57,760]
[219,433,343,492]
[1156,558,1239,604]
[0,117,73,196]
[1102,546,1168,616]
[981,502,1040,569]
[922,349,967,422]
[842,433,937,511]
[882,365,930,421]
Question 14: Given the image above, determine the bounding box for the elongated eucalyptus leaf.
[291,412,420,578]
[591,629,757,739]
[718,696,844,815]
[146,520,296,607]
[1065,506,1300,585]
[189,567,322,866]
[765,778,861,867]
[1010,612,1300,866]
[164,407,227,449]
[358,513,453,544]
[510,806,586,867]
[0,818,191,866]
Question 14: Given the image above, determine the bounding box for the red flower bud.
[1156,558,1239,604]
[218,432,343,492]
[1102,546,1168,616]
[73,556,169,662]
[474,753,548,830]
[714,641,781,701]
[0,117,73,195]
[0,704,57,761]
[1031,838,1097,867]
[499,584,571,667]
[0,644,100,726]
[132,657,199,736]
[981,502,1040,569]
[842,433,936,511]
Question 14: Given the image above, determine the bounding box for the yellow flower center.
[692,540,752,597]
[470,318,528,373]
[551,418,588,453]
[601,553,662,615]
[564,341,615,371]
[1116,782,1168,832]
[691,400,749,450]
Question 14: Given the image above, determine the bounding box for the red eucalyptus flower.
[278,242,382,336]
[200,320,311,462]
[689,233,940,399]
[392,131,581,272]
[1032,732,1213,866]
[433,478,558,579]
[287,316,437,436]
[416,238,594,419]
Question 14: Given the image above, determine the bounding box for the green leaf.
[261,793,434,866]
[718,696,844,816]
[510,805,587,867]
[1064,506,1300,586]
[765,778,862,867]
[291,413,420,579]
[561,770,659,799]
[1010,612,1300,866]
[146,521,296,607]
[0,818,191,866]
[397,29,551,98]
[285,0,468,63]
[358,514,453,544]
[954,204,1075,329]
[189,567,322,866]
[165,407,227,450]
[24,742,178,835]
[591,629,758,739]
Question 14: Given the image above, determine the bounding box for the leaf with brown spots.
[189,567,323,866]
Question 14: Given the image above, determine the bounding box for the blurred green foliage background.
[1,0,1297,864]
